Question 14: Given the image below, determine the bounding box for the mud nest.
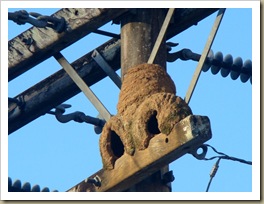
[99,63,192,170]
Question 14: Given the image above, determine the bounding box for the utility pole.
[121,8,170,192]
[8,8,217,193]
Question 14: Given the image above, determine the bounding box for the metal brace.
[92,49,122,89]
[148,8,175,64]
[53,52,112,121]
[184,8,226,104]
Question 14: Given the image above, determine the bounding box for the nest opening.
[110,130,124,158]
[147,111,161,135]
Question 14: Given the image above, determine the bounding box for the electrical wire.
[203,144,252,192]
[206,157,221,192]
[203,144,252,165]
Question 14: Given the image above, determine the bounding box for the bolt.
[22,37,33,45]
[91,50,97,58]
[85,175,101,187]
[162,170,175,184]
[66,25,72,32]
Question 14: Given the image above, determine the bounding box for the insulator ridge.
[166,47,252,84]
[8,177,58,192]
[202,50,252,83]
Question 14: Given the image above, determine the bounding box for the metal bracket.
[92,49,122,89]
[53,52,112,121]
[47,104,106,128]
[189,144,208,160]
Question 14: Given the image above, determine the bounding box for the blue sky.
[3,2,260,200]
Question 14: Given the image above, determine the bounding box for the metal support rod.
[53,52,111,121]
[184,8,226,104]
[147,8,175,64]
[93,29,120,39]
[92,49,122,89]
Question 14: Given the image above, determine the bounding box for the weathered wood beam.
[8,8,218,82]
[8,38,121,134]
[67,115,212,192]
[8,8,130,81]
[8,8,218,134]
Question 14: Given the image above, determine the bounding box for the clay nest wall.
[99,63,192,170]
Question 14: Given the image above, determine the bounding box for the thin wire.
[206,158,221,192]
[203,144,252,192]
[204,144,252,165]
[205,144,227,156]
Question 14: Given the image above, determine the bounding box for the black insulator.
[8,177,12,187]
[221,54,233,77]
[177,48,251,83]
[211,52,223,75]
[230,57,243,80]
[41,187,50,192]
[202,50,214,72]
[31,184,41,192]
[13,179,22,189]
[240,59,252,83]
[22,182,31,191]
